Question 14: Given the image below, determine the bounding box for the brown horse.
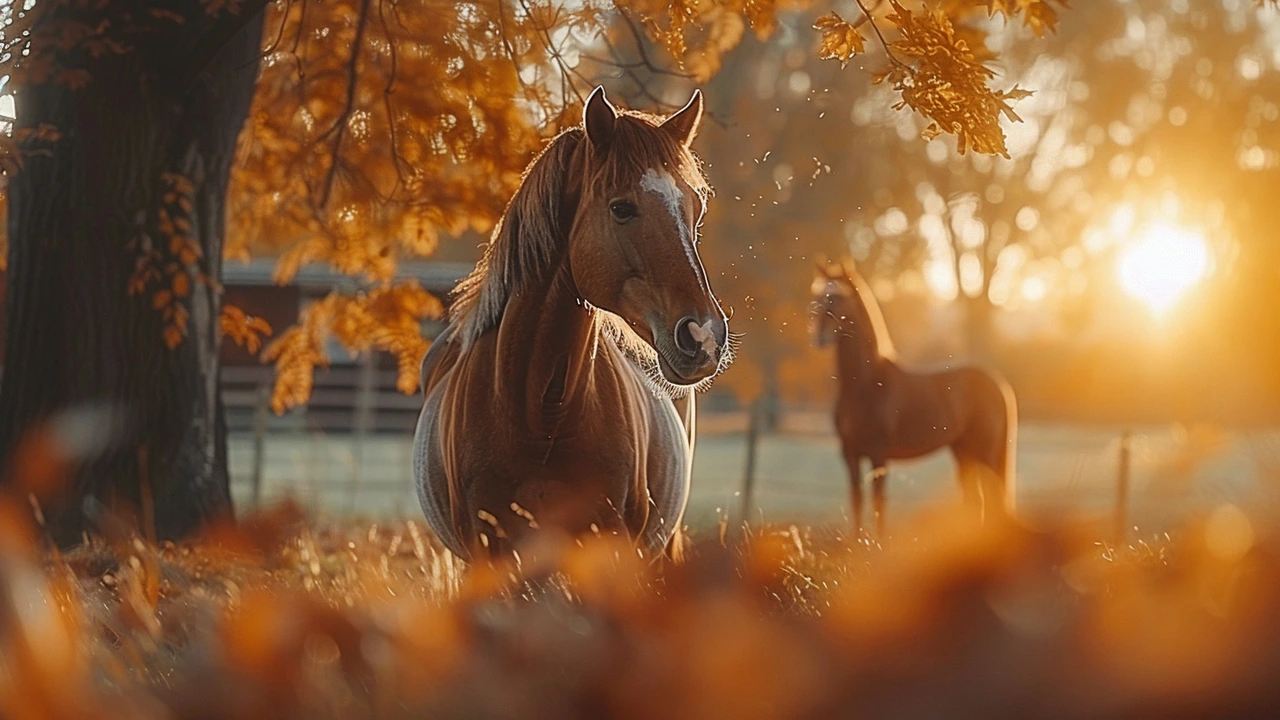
[414,87,731,562]
[810,259,1017,537]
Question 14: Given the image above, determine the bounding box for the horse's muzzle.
[661,315,727,383]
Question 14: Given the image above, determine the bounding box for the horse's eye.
[609,200,638,223]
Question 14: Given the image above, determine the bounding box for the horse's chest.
[448,363,683,489]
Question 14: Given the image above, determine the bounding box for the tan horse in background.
[414,87,731,562]
[811,259,1017,537]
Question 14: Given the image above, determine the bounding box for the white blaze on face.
[640,168,703,283]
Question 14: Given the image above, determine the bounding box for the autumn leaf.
[163,326,183,349]
[984,0,1067,37]
[813,11,865,69]
[172,272,191,298]
[222,304,273,355]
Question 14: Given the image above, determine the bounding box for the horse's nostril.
[674,317,701,357]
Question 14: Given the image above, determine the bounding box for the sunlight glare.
[1117,220,1211,317]
[1021,276,1048,303]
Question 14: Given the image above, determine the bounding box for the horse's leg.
[841,444,865,536]
[870,461,888,539]
[953,449,983,521]
[979,442,1008,523]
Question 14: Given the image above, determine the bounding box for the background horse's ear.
[842,258,863,282]
[661,89,703,147]
[584,86,617,148]
[814,254,830,275]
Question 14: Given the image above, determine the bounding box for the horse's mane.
[839,270,898,360]
[450,113,710,348]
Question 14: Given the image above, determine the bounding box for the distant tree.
[0,0,1067,542]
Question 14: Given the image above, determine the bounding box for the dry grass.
[3,491,1280,720]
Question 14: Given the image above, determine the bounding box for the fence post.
[1114,429,1132,544]
[250,384,270,507]
[351,351,378,514]
[740,399,761,531]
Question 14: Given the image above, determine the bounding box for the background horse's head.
[809,257,895,359]
[571,87,730,387]
[810,257,855,348]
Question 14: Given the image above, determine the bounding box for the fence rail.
[223,362,1278,532]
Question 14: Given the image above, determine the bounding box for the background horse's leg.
[870,462,888,539]
[953,451,984,521]
[841,445,865,535]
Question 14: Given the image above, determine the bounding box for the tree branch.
[174,0,273,97]
[852,0,909,71]
[319,0,374,208]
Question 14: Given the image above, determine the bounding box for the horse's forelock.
[585,113,709,202]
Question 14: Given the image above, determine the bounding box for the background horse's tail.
[997,373,1019,515]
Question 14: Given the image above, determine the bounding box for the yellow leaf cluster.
[983,0,1068,38]
[220,304,273,355]
[812,11,865,69]
[262,282,443,414]
[619,0,809,81]
[878,1,1029,157]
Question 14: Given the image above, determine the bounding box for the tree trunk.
[0,3,266,545]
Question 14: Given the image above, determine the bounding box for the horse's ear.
[814,254,831,276]
[584,86,617,148]
[842,258,863,282]
[661,89,703,147]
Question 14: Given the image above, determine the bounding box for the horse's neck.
[492,258,596,428]
[835,313,884,393]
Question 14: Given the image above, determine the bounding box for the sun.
[1117,220,1212,317]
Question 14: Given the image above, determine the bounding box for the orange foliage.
[126,173,206,349]
[874,1,1034,157]
[262,281,441,413]
[813,11,866,68]
[220,304,273,355]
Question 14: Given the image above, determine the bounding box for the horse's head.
[567,87,729,388]
[810,257,854,347]
[810,257,895,361]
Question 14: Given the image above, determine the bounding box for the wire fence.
[225,377,1280,535]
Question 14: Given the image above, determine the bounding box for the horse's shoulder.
[420,324,463,394]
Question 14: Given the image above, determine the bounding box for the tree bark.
[0,3,266,545]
